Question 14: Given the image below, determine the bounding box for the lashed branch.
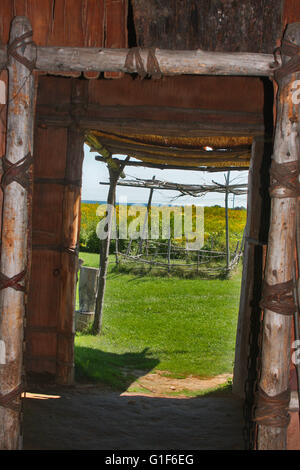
[99,177,248,197]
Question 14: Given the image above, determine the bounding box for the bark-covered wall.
[131,0,284,52]
[0,0,128,79]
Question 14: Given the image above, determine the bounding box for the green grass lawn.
[75,252,241,390]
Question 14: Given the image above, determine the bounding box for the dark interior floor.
[22,384,245,450]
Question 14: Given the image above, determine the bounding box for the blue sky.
[81,144,249,208]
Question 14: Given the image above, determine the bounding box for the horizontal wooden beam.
[100,179,248,195]
[94,140,251,155]
[94,155,249,172]
[38,121,264,139]
[0,45,276,77]
[94,150,250,166]
[38,114,264,137]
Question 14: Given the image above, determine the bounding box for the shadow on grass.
[75,345,160,391]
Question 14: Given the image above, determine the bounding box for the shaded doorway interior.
[23,71,272,450]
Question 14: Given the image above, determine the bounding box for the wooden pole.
[225,171,231,272]
[0,17,35,450]
[100,179,248,194]
[56,124,85,384]
[255,23,300,450]
[115,227,119,267]
[0,45,275,77]
[138,175,155,254]
[294,204,300,399]
[167,237,171,273]
[92,158,129,335]
[233,138,271,400]
[95,155,248,173]
[92,167,117,336]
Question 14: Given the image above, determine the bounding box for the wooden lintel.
[36,103,265,137]
[0,44,276,77]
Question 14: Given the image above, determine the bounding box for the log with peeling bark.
[256,23,300,450]
[0,45,277,77]
[0,16,35,450]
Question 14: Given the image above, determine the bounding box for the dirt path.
[23,373,245,450]
[125,370,233,396]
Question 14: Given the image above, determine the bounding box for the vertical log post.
[56,79,86,384]
[254,23,300,450]
[0,17,36,449]
[233,137,271,399]
[92,157,129,335]
[0,69,8,241]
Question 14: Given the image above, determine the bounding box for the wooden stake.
[167,238,171,273]
[115,228,119,267]
[138,175,155,255]
[0,17,35,450]
[256,23,300,450]
[225,171,230,272]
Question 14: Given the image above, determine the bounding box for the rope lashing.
[34,177,82,187]
[253,386,291,428]
[0,270,26,292]
[63,246,78,256]
[274,39,300,82]
[259,279,296,316]
[7,30,36,72]
[125,47,146,78]
[0,153,32,291]
[1,152,33,191]
[125,47,162,79]
[146,48,162,79]
[32,244,78,256]
[0,384,22,413]
[269,159,300,199]
[245,236,267,246]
